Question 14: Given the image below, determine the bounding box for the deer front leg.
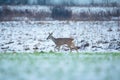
[54,46,60,52]
[54,46,57,52]
[57,46,61,51]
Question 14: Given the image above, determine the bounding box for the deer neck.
[51,36,56,43]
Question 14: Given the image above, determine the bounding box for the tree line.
[0,0,119,7]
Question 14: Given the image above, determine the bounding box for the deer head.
[47,32,53,40]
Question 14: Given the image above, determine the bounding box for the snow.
[0,21,120,53]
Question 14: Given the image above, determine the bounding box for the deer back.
[55,38,74,45]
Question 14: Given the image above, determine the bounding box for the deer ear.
[49,32,53,35]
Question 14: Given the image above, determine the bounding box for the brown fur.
[47,33,78,52]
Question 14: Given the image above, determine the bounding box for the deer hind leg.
[70,42,78,52]
[75,47,78,53]
[68,46,72,52]
[67,43,73,52]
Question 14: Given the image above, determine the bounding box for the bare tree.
[105,0,110,6]
[43,0,46,5]
[118,9,120,28]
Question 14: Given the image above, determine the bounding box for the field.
[0,21,120,53]
[0,5,120,80]
[0,52,120,80]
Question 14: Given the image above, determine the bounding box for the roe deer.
[47,33,78,52]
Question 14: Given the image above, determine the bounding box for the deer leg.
[54,45,61,51]
[70,48,72,52]
[54,46,58,52]
[70,42,78,53]
[57,46,61,51]
[75,47,78,53]
[67,44,72,52]
[70,47,78,53]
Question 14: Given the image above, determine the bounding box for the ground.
[0,21,120,53]
[0,52,120,80]
[0,5,120,80]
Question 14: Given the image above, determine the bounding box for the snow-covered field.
[0,21,120,53]
[0,5,120,80]
[0,52,120,80]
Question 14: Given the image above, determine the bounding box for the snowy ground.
[0,5,120,80]
[0,52,120,80]
[0,21,120,53]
